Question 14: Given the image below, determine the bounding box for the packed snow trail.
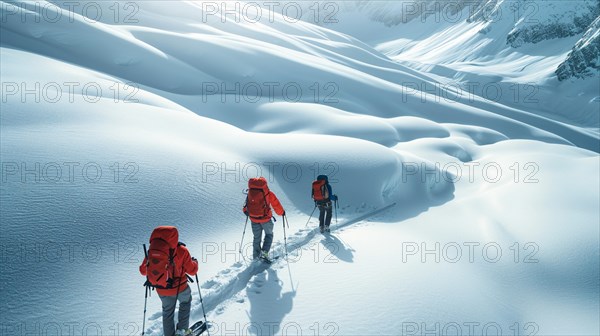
[143,204,398,335]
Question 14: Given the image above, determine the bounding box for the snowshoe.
[260,254,280,264]
[190,320,208,335]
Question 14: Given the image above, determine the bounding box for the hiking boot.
[325,225,330,233]
[319,226,324,233]
[175,329,192,336]
[260,251,269,260]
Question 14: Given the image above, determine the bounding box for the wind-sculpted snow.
[3,1,598,149]
[0,45,453,332]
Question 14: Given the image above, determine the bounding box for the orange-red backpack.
[145,226,179,289]
[246,177,270,220]
[312,175,330,202]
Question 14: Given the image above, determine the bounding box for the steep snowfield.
[2,1,598,150]
[375,0,600,129]
[1,1,599,335]
[293,0,600,130]
[288,0,599,79]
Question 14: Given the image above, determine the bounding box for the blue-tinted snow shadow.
[320,233,355,263]
[245,268,296,336]
[382,173,457,223]
[276,159,457,230]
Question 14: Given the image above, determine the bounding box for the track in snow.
[144,203,397,335]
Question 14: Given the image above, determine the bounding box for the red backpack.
[145,226,179,289]
[246,177,269,220]
[312,177,330,202]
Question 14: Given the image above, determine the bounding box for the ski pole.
[239,216,249,263]
[282,215,289,259]
[142,285,148,336]
[334,199,338,225]
[141,244,149,336]
[305,205,317,227]
[195,274,211,336]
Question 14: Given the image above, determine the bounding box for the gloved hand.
[191,257,198,262]
[282,211,286,217]
[244,210,249,216]
[331,194,338,201]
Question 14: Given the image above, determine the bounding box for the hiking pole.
[195,274,211,336]
[239,216,249,263]
[142,244,149,336]
[282,214,290,260]
[142,285,149,336]
[334,199,338,225]
[282,215,295,291]
[305,205,317,227]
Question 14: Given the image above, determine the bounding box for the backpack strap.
[166,247,176,288]
[260,190,270,219]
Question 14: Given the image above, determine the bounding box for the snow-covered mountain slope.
[279,0,599,128]
[557,15,600,80]
[3,1,598,149]
[1,1,598,335]
[286,0,599,80]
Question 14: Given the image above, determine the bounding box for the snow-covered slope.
[1,1,598,335]
[282,0,599,129]
[4,1,598,149]
[557,15,600,80]
[286,0,599,80]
